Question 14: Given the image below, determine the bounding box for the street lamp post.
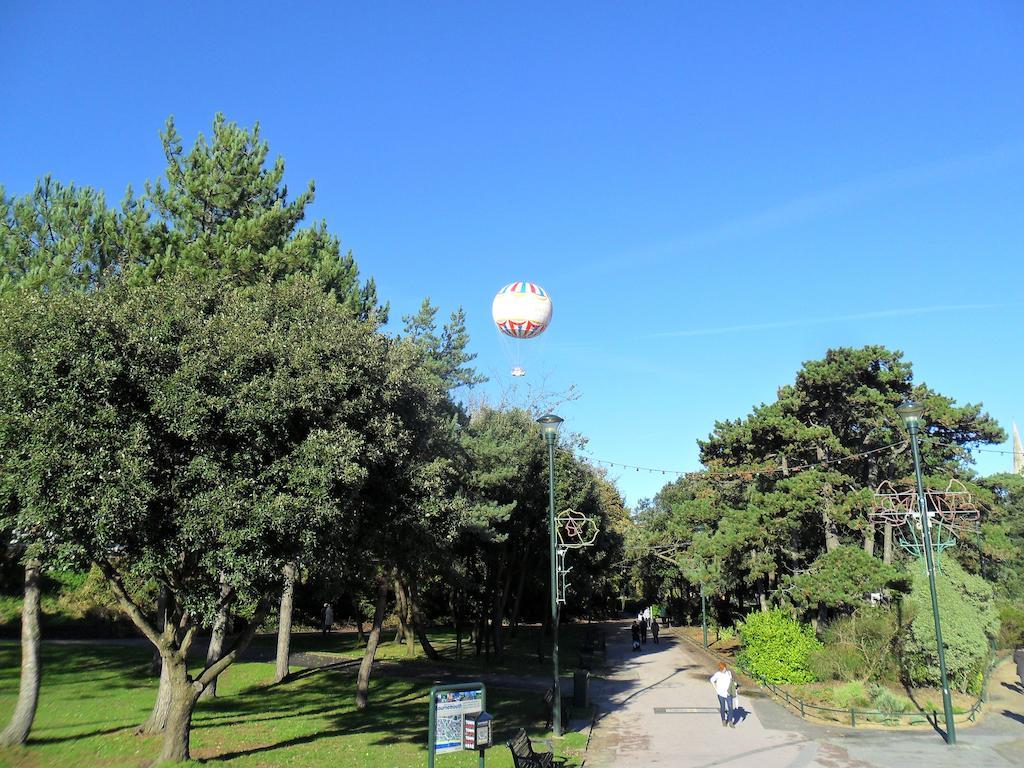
[896,400,956,745]
[537,413,564,736]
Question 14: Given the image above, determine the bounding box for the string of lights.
[918,435,1021,456]
[585,440,909,480]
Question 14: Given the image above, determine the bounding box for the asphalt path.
[585,622,1024,768]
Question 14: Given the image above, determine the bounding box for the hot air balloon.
[491,281,552,377]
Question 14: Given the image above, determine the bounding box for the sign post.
[428,682,486,768]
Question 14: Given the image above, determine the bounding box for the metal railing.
[749,658,994,727]
[677,627,999,728]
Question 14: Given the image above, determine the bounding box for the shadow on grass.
[28,724,136,746]
[1,622,628,766]
[201,671,547,763]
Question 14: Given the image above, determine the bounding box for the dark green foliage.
[0,276,411,626]
[1,114,383,323]
[903,556,998,692]
[975,473,1024,601]
[737,609,821,684]
[790,546,909,611]
[996,601,1024,649]
[403,298,486,391]
[808,607,904,682]
[639,346,1003,627]
[0,176,152,293]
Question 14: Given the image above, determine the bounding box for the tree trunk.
[863,529,875,556]
[274,562,296,684]
[0,559,41,746]
[356,575,389,710]
[509,559,529,635]
[199,573,231,700]
[536,603,550,663]
[452,599,462,660]
[138,659,173,734]
[155,662,199,765]
[139,583,172,734]
[822,509,840,552]
[883,523,894,565]
[394,578,415,657]
[393,578,408,645]
[408,582,439,660]
[492,564,514,657]
[353,595,365,642]
[149,585,168,676]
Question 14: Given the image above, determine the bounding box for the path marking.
[653,707,720,714]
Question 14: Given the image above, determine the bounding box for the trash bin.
[573,670,590,708]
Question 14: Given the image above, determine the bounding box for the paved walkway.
[586,623,1024,767]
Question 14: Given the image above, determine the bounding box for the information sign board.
[427,682,486,768]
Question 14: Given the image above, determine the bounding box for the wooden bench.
[507,728,554,768]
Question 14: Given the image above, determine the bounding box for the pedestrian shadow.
[732,706,751,724]
[1002,710,1024,726]
[1001,681,1023,695]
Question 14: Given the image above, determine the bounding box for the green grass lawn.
[0,643,587,768]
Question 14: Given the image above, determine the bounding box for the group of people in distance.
[630,607,659,650]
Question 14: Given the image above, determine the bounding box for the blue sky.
[3,2,1022,504]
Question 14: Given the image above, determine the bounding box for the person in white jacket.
[710,662,735,727]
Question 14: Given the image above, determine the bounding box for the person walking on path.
[710,662,735,727]
[630,620,641,651]
[322,602,334,635]
[640,616,648,644]
[1015,647,1024,688]
[650,618,659,644]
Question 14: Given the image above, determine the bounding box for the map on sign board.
[434,689,483,754]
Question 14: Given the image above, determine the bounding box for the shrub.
[869,684,909,722]
[997,601,1024,649]
[902,557,998,692]
[832,680,869,708]
[737,609,822,684]
[808,643,863,682]
[812,607,902,682]
[719,625,736,642]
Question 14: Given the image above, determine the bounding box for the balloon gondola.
[491,281,552,377]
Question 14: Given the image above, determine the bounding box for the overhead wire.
[585,440,909,481]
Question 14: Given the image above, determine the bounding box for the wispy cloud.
[648,303,1022,339]
[571,142,1024,278]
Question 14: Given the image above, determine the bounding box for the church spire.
[1014,422,1024,475]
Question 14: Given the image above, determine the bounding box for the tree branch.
[93,560,166,651]
[195,596,272,689]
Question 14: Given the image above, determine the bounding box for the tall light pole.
[897,400,956,745]
[537,413,563,736]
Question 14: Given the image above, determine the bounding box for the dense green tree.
[0,277,410,764]
[974,473,1024,599]
[694,346,1002,611]
[903,556,999,692]
[1,112,387,735]
[137,115,383,318]
[1,176,151,293]
[788,545,909,614]
[403,298,486,391]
